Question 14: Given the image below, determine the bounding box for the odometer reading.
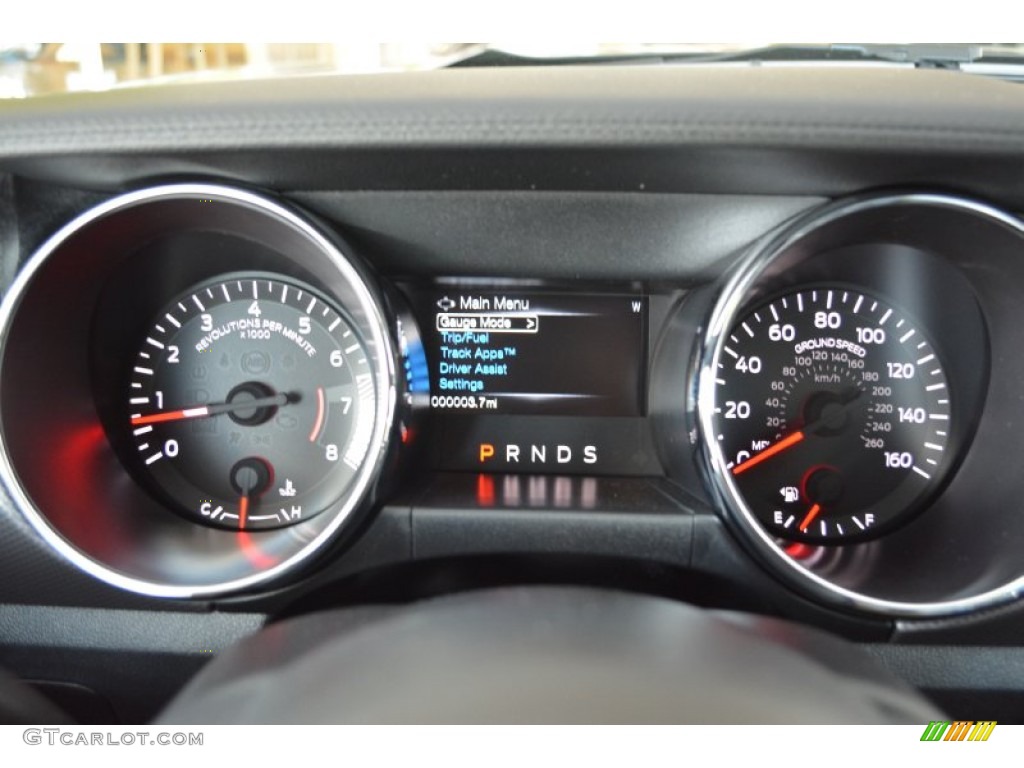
[711,287,951,543]
[128,275,376,531]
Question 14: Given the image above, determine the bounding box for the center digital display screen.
[411,286,647,417]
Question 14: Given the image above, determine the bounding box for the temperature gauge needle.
[238,494,250,529]
[131,393,292,426]
[731,431,805,476]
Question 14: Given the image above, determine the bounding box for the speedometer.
[708,286,952,543]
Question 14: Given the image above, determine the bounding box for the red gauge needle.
[131,393,291,426]
[731,431,805,476]
[799,503,822,532]
[238,494,250,529]
[130,406,211,426]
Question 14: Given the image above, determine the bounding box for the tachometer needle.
[731,431,805,476]
[131,393,292,426]
[799,503,822,532]
[130,406,211,426]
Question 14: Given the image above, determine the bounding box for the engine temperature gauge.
[128,273,377,530]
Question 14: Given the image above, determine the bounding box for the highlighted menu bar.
[436,313,539,333]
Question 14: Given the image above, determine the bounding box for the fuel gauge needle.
[731,431,805,476]
[799,503,822,533]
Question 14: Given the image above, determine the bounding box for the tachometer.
[708,286,952,543]
[129,273,376,530]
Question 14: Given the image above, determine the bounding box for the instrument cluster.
[2,184,1024,618]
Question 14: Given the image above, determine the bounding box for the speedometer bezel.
[695,192,1004,618]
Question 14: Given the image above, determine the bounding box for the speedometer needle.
[131,393,293,426]
[731,431,805,476]
[729,387,863,476]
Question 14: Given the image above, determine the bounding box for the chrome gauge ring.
[0,184,398,597]
[695,193,1021,617]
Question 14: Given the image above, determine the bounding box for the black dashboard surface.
[3,64,1024,723]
